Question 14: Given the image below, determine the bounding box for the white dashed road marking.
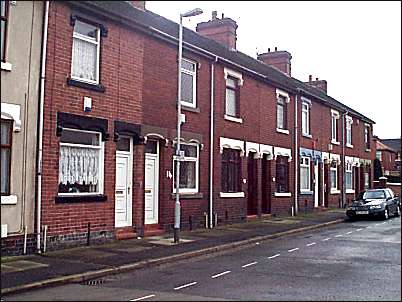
[322,238,331,241]
[356,228,363,231]
[130,294,156,301]
[174,282,197,290]
[345,231,353,235]
[382,222,387,224]
[211,271,231,279]
[288,248,299,252]
[334,234,343,237]
[268,254,281,259]
[242,261,258,268]
[306,242,316,246]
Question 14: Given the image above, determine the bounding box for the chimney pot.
[275,47,278,51]
[268,48,270,52]
[222,13,224,18]
[309,75,312,82]
[212,11,217,20]
[316,77,319,81]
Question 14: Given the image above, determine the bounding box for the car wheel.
[383,208,389,220]
[395,206,401,217]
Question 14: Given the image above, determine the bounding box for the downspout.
[36,0,49,253]
[341,111,348,208]
[294,93,299,215]
[209,56,218,228]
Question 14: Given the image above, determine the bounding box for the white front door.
[115,154,132,227]
[145,154,159,224]
[314,164,319,207]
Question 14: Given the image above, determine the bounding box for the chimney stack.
[196,11,238,49]
[257,48,292,76]
[128,1,146,11]
[305,75,328,94]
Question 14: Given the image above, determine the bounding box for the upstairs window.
[180,59,197,108]
[276,155,289,193]
[225,76,239,118]
[331,110,339,143]
[346,116,353,146]
[71,20,100,84]
[221,149,241,193]
[277,95,288,130]
[1,119,12,195]
[364,124,371,150]
[173,143,199,194]
[0,0,9,62]
[301,101,310,136]
[58,129,104,195]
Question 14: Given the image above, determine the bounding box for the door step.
[115,227,137,240]
[144,224,164,237]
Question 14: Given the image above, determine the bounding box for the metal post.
[174,15,183,243]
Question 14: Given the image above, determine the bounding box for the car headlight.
[370,205,382,209]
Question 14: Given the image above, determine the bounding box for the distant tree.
[373,158,383,181]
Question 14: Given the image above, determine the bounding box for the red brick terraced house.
[1,1,377,253]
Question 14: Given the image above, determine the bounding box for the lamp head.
[181,8,203,18]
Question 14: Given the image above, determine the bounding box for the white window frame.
[331,109,339,144]
[173,142,199,194]
[301,101,311,136]
[58,128,104,196]
[376,151,382,161]
[71,20,101,85]
[180,58,197,108]
[300,156,311,192]
[346,116,353,147]
[345,162,354,192]
[330,162,338,193]
[364,124,371,151]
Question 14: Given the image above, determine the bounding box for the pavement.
[1,209,346,296]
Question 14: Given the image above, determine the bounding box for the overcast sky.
[147,1,401,139]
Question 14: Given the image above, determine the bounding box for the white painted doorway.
[314,164,319,207]
[115,137,133,227]
[144,140,159,225]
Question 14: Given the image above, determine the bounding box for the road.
[5,216,401,301]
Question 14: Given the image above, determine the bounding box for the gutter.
[294,93,299,214]
[36,0,49,253]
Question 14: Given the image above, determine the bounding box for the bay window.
[330,161,338,191]
[345,162,353,191]
[276,155,289,193]
[71,20,100,84]
[364,172,370,189]
[180,59,197,108]
[221,148,241,193]
[173,143,199,193]
[1,119,12,195]
[58,128,104,195]
[300,156,310,192]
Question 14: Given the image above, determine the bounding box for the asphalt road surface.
[5,216,401,301]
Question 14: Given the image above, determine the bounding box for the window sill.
[171,192,203,199]
[330,189,340,194]
[220,192,245,198]
[224,115,243,124]
[181,105,200,113]
[299,190,313,195]
[55,194,107,203]
[346,189,355,194]
[346,143,353,148]
[365,149,371,152]
[67,78,105,93]
[274,192,292,197]
[1,195,18,205]
[276,128,289,135]
[302,133,312,139]
[1,62,12,71]
[331,140,340,145]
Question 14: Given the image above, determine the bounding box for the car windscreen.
[362,191,386,200]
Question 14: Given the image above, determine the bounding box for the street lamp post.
[174,8,203,244]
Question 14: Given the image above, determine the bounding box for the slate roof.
[71,1,375,124]
[381,139,401,153]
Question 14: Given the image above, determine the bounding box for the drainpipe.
[209,56,218,228]
[341,111,348,208]
[36,0,49,253]
[294,93,299,215]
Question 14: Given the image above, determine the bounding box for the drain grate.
[80,278,106,286]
